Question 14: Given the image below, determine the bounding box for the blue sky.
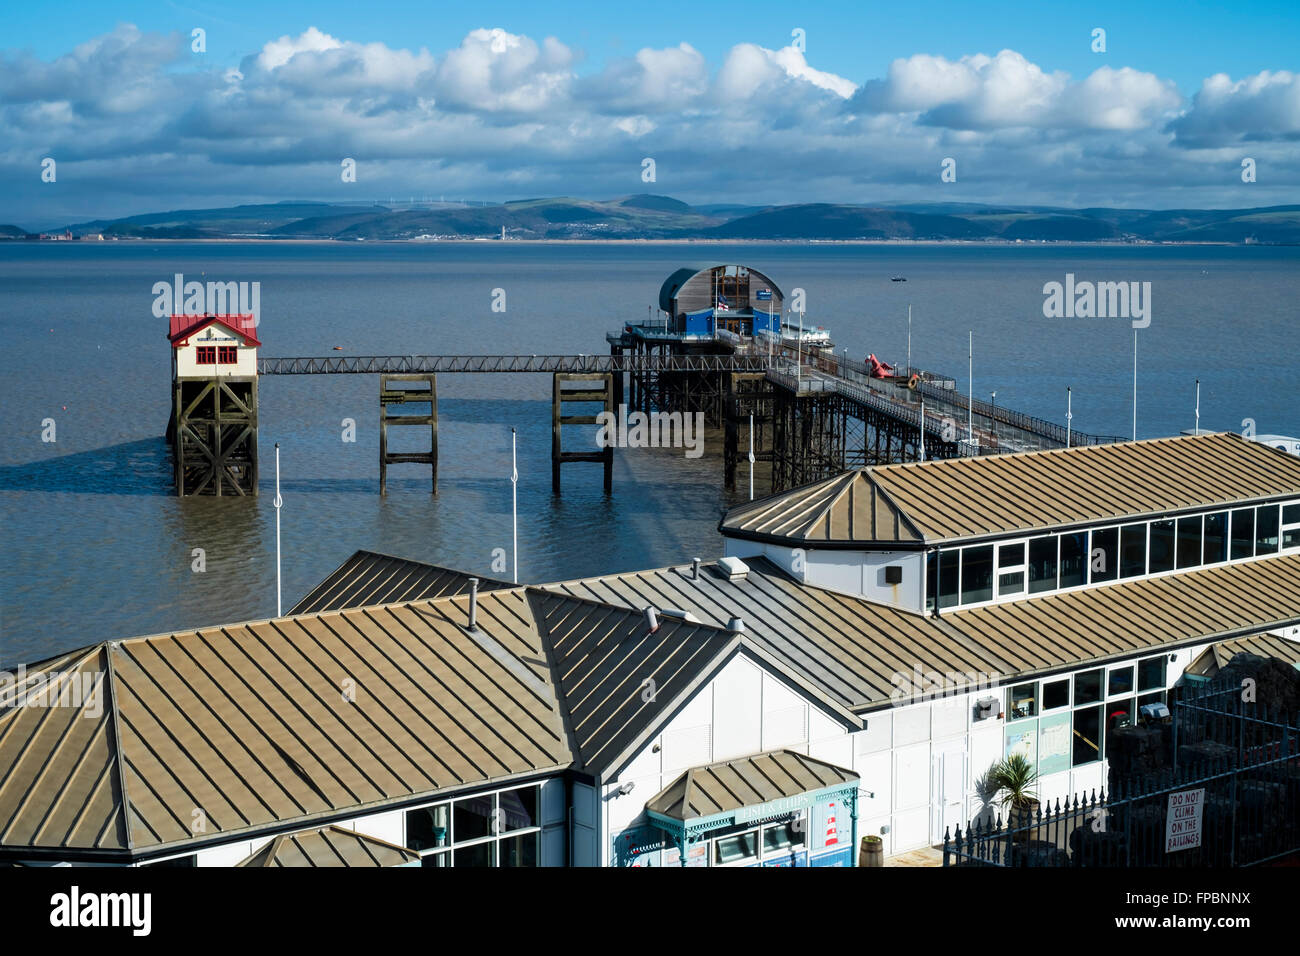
[2,1,1298,225]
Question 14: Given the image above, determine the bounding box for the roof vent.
[692,557,701,580]
[643,606,660,633]
[716,556,750,583]
[467,577,479,632]
[728,617,745,633]
[660,608,701,624]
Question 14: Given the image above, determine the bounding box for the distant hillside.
[13,198,1300,243]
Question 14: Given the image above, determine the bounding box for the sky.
[2,0,1298,226]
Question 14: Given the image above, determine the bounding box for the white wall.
[722,539,924,611]
[175,326,257,378]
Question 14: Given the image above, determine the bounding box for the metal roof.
[646,749,857,824]
[1185,632,1300,678]
[236,825,419,867]
[549,553,1300,712]
[290,550,510,615]
[0,589,570,858]
[721,433,1300,547]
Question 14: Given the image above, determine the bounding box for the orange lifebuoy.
[907,373,920,390]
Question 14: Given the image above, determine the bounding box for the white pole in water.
[511,428,519,584]
[1066,387,1073,448]
[1132,328,1138,441]
[274,442,282,617]
[798,310,804,386]
[919,399,926,462]
[748,413,756,501]
[1195,379,1201,435]
[907,305,912,377]
[967,330,974,446]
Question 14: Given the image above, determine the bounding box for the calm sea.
[2,240,1297,663]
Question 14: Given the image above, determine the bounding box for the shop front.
[631,750,859,868]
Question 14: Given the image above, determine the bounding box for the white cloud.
[1170,70,1300,147]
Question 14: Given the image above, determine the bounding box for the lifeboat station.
[2,433,1299,867]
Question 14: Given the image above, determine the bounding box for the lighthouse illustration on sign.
[825,802,838,846]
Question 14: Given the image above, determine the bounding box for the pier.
[168,264,1123,497]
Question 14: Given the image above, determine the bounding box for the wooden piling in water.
[379,373,437,495]
[552,372,614,494]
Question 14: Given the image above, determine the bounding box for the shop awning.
[646,749,858,839]
[237,826,420,867]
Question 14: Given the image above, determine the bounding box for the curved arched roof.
[658,265,783,314]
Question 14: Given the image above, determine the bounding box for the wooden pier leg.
[602,371,614,495]
[379,375,389,496]
[429,374,438,495]
[724,373,738,492]
[552,373,562,494]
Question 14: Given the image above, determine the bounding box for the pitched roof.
[290,550,510,615]
[1185,632,1300,678]
[236,826,419,867]
[720,433,1300,547]
[646,749,857,824]
[0,589,570,858]
[549,553,1300,712]
[168,314,261,348]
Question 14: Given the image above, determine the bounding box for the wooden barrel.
[859,836,884,867]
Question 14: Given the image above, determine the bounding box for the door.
[931,742,967,844]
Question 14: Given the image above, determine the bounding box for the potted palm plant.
[988,754,1040,842]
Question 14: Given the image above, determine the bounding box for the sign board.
[1165,788,1205,852]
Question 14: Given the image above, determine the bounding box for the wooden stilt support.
[379,373,437,495]
[171,375,258,496]
[552,372,614,494]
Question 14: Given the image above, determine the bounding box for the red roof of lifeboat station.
[168,313,261,347]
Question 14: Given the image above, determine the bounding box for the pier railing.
[259,354,769,375]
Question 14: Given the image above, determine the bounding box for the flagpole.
[967,330,973,446]
[274,442,282,617]
[1132,328,1138,441]
[748,413,755,501]
[907,305,912,377]
[919,399,926,462]
[511,428,518,584]
[1194,379,1200,435]
[1066,387,1072,448]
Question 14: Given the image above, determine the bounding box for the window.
[961,545,994,604]
[217,345,238,364]
[1231,508,1255,560]
[1176,515,1202,569]
[762,820,806,855]
[1108,698,1135,733]
[1091,527,1118,583]
[1073,705,1102,766]
[1006,682,1038,720]
[1028,536,1058,593]
[1149,520,1176,573]
[1108,666,1134,697]
[937,550,960,610]
[1059,532,1088,588]
[1043,679,1070,711]
[714,830,759,866]
[1203,512,1228,564]
[1284,503,1300,550]
[1120,523,1146,578]
[1137,691,1167,717]
[997,542,1026,597]
[405,784,543,867]
[196,345,216,364]
[1256,505,1280,555]
[1137,656,1167,692]
[1074,669,1103,705]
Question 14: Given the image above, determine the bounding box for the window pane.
[1090,528,1118,583]
[1287,526,1300,550]
[998,542,1025,566]
[1137,656,1166,692]
[1120,524,1146,578]
[498,786,538,832]
[1075,669,1103,705]
[1285,503,1300,524]
[1203,512,1228,564]
[1256,505,1279,555]
[454,842,494,867]
[1108,698,1135,733]
[1073,706,1102,766]
[762,821,805,854]
[1231,508,1254,560]
[499,831,539,867]
[1028,536,1058,593]
[998,571,1025,596]
[926,553,937,613]
[1137,691,1166,715]
[1043,679,1070,710]
[406,803,450,851]
[1176,515,1202,569]
[961,546,994,604]
[421,851,452,868]
[1059,532,1087,588]
[454,795,494,842]
[938,550,960,610]
[1108,666,1133,697]
[1006,682,1037,720]
[714,831,758,865]
[1149,520,1176,573]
